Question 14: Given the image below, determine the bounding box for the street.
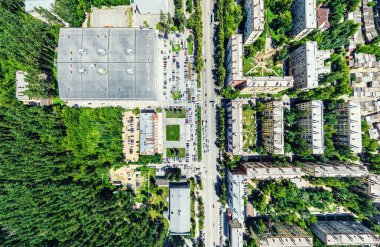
[200,0,222,246]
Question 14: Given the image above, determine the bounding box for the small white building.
[25,0,55,22]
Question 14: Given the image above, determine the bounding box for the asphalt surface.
[200,0,222,246]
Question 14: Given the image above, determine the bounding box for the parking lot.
[159,33,198,104]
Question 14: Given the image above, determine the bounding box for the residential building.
[227,101,244,155]
[310,221,380,245]
[348,4,364,50]
[289,41,331,90]
[226,34,244,85]
[57,28,157,101]
[355,174,380,202]
[251,222,313,247]
[243,0,265,45]
[365,113,380,144]
[139,110,163,155]
[302,160,368,177]
[360,100,380,115]
[362,0,378,42]
[169,182,191,235]
[227,169,246,221]
[350,53,380,98]
[239,162,303,180]
[234,76,293,95]
[296,100,324,154]
[262,101,284,154]
[228,219,244,247]
[290,0,317,40]
[316,6,330,31]
[335,101,362,153]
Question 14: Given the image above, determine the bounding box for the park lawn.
[172,43,181,52]
[166,108,186,118]
[188,40,194,55]
[242,106,255,151]
[166,148,186,158]
[171,90,182,100]
[166,125,180,141]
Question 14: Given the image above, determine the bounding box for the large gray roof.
[169,182,191,235]
[25,0,54,12]
[57,28,157,100]
[134,0,168,14]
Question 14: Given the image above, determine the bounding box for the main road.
[200,0,222,246]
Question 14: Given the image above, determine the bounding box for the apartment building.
[296,100,324,154]
[290,0,317,40]
[251,222,313,247]
[360,100,380,115]
[240,162,303,180]
[302,160,368,177]
[228,219,244,247]
[226,35,294,94]
[355,174,380,202]
[227,101,244,155]
[289,41,331,90]
[311,221,380,245]
[335,101,362,153]
[227,169,246,220]
[234,76,294,95]
[362,0,378,42]
[365,113,380,144]
[243,0,265,45]
[262,101,285,154]
[226,34,244,85]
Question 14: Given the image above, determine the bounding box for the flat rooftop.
[169,182,191,235]
[57,28,157,100]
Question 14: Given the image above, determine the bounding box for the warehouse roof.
[169,182,190,235]
[134,0,168,14]
[57,28,157,100]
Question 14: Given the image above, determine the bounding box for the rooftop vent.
[78,68,87,74]
[98,68,107,75]
[98,49,106,55]
[127,68,134,74]
[126,49,134,56]
[79,48,87,55]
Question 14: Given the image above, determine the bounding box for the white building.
[290,0,317,40]
[25,0,55,22]
[335,101,362,153]
[169,182,191,235]
[296,100,324,154]
[228,219,244,247]
[227,170,246,221]
[302,161,368,177]
[227,101,244,155]
[243,0,265,45]
[311,221,380,246]
[241,162,304,180]
[234,76,293,95]
[289,41,331,90]
[226,34,244,84]
[262,101,284,154]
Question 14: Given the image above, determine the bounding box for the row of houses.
[229,220,380,247]
[227,99,362,156]
[227,161,380,246]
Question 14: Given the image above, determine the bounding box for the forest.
[0,105,168,245]
[0,1,169,245]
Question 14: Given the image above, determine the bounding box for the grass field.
[166,108,186,118]
[166,125,180,141]
[188,40,194,55]
[172,43,181,52]
[242,106,255,151]
[171,90,182,100]
[166,148,186,158]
